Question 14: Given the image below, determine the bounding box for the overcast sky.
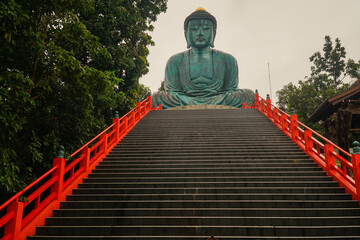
[139,0,360,104]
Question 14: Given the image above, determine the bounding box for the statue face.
[187,19,214,49]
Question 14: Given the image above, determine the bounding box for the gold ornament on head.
[195,7,207,12]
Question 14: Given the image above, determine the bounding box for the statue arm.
[224,55,239,91]
[164,56,183,93]
[152,58,183,108]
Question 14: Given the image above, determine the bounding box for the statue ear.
[210,31,216,48]
[185,30,191,49]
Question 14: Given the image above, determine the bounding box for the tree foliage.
[276,36,360,124]
[78,0,165,113]
[0,0,167,202]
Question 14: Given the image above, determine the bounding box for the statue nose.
[197,28,204,36]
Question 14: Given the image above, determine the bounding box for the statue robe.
[153,49,254,109]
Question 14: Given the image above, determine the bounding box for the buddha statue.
[152,7,254,109]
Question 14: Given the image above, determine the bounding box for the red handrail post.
[242,103,246,108]
[123,116,128,134]
[304,129,313,155]
[281,113,287,131]
[254,90,259,108]
[273,108,279,125]
[136,102,141,121]
[4,200,24,240]
[266,94,272,119]
[100,132,108,154]
[113,114,120,143]
[324,143,336,174]
[143,99,147,115]
[130,110,135,127]
[140,101,144,116]
[146,96,152,112]
[159,104,163,110]
[290,114,299,143]
[80,146,90,174]
[260,99,265,113]
[352,141,360,203]
[51,156,65,200]
[352,153,360,203]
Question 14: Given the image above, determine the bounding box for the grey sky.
[139,0,360,104]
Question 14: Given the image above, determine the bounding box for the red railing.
[242,102,254,109]
[253,92,360,204]
[0,96,160,240]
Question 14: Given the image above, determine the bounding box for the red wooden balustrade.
[242,102,254,109]
[0,96,161,240]
[253,92,360,204]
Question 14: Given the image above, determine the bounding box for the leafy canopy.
[0,0,167,202]
[276,36,360,124]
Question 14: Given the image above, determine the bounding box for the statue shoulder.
[212,49,237,64]
[166,50,189,66]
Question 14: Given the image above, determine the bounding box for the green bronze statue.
[152,7,254,109]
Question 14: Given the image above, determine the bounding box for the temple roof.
[308,79,360,123]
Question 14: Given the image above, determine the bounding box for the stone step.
[123,136,288,140]
[72,187,345,195]
[59,200,358,209]
[126,131,286,135]
[95,163,318,169]
[123,133,289,137]
[117,140,298,145]
[67,193,353,201]
[52,208,360,217]
[45,216,360,226]
[27,236,360,240]
[34,225,360,236]
[87,171,328,177]
[105,152,309,157]
[112,145,301,150]
[91,167,323,173]
[109,149,305,155]
[84,176,333,183]
[77,181,339,188]
[99,159,316,165]
[121,138,293,143]
[103,155,311,160]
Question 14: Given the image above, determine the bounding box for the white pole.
[268,61,272,100]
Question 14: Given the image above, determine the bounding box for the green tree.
[0,0,116,201]
[276,36,360,124]
[78,0,167,114]
[0,0,166,203]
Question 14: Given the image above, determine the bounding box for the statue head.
[184,7,217,49]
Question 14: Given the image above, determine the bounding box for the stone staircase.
[28,109,360,239]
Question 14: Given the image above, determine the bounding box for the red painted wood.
[352,154,360,203]
[4,201,23,240]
